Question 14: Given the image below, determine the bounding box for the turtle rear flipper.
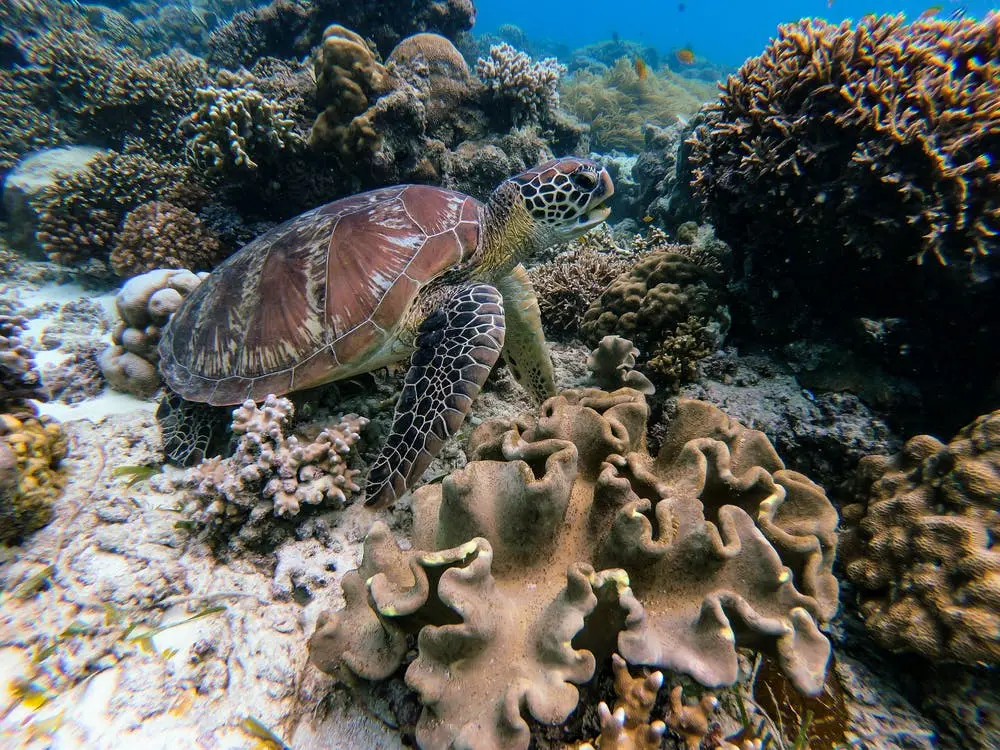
[157,394,229,466]
[365,283,505,509]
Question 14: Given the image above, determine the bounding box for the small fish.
[634,56,648,81]
[241,716,292,750]
[675,47,695,65]
[112,464,162,489]
[920,5,943,18]
[642,215,654,223]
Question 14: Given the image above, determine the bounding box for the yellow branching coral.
[561,57,715,152]
[841,408,1000,664]
[310,389,839,749]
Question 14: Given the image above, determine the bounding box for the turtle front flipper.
[157,393,229,466]
[365,283,506,508]
[496,264,556,402]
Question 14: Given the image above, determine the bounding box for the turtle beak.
[579,171,615,229]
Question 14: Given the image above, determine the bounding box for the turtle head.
[483,157,614,268]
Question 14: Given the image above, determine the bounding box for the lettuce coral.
[310,389,839,749]
[841,409,1000,664]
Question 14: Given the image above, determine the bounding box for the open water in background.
[475,0,996,67]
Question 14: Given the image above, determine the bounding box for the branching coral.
[183,395,367,539]
[99,269,206,399]
[207,0,314,70]
[580,249,729,390]
[0,412,67,545]
[561,57,715,152]
[0,316,47,415]
[476,43,566,126]
[841,409,1000,663]
[310,389,839,749]
[29,150,192,268]
[110,201,223,278]
[180,71,304,176]
[579,655,668,750]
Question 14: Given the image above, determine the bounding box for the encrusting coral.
[310,388,839,750]
[99,269,206,399]
[110,200,223,278]
[580,248,729,390]
[841,409,1000,664]
[587,336,655,396]
[475,42,567,126]
[0,412,68,545]
[182,395,367,544]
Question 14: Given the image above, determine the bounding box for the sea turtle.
[159,157,614,508]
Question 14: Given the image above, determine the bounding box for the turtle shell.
[159,185,482,406]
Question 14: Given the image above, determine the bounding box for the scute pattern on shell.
[159,185,482,406]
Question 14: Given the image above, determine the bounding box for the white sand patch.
[34,390,157,422]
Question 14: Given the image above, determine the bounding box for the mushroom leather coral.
[310,389,839,750]
[841,409,1000,663]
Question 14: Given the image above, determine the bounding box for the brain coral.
[841,409,1000,664]
[110,201,223,278]
[310,389,839,750]
[686,14,999,423]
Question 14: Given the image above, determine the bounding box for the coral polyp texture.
[310,389,839,750]
[183,395,367,546]
[841,409,1000,664]
[0,412,67,545]
[475,42,567,126]
[686,14,999,423]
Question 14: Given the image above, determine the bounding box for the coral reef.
[182,395,367,547]
[580,248,730,391]
[841,409,1000,664]
[579,655,668,750]
[0,412,67,545]
[476,43,566,126]
[180,71,304,177]
[0,316,47,415]
[687,14,1000,429]
[586,336,655,395]
[561,57,715,152]
[110,201,224,278]
[310,388,839,749]
[99,269,206,399]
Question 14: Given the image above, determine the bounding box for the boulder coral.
[99,269,206,399]
[841,409,1000,664]
[310,389,839,750]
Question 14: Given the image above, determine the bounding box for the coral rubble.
[310,388,839,749]
[687,14,1000,428]
[182,395,367,547]
[841,409,1000,664]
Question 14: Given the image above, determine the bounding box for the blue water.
[475,0,995,68]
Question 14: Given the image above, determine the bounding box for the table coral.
[475,42,566,126]
[841,409,1000,664]
[182,395,367,545]
[0,412,67,545]
[110,201,223,278]
[99,269,206,399]
[580,248,730,390]
[310,388,839,749]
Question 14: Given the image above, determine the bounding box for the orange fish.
[920,5,943,18]
[634,56,648,81]
[641,215,654,223]
[675,47,695,65]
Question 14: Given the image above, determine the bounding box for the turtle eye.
[571,170,598,190]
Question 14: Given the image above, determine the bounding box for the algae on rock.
[310,388,839,749]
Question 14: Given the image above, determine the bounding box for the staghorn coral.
[528,239,638,336]
[29,150,192,269]
[587,336,655,396]
[0,316,47,415]
[841,409,1000,664]
[561,57,715,153]
[182,395,367,540]
[310,389,839,749]
[0,412,67,545]
[99,269,206,399]
[476,43,567,126]
[180,71,304,177]
[110,201,223,278]
[686,14,1000,426]
[580,249,729,390]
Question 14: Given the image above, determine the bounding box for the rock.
[2,146,109,258]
